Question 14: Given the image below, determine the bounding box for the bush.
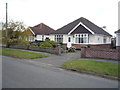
[68,46,76,52]
[48,40,58,48]
[30,41,40,47]
[40,41,53,48]
[18,39,30,46]
[7,39,18,45]
[39,40,58,48]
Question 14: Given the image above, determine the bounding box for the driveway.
[12,49,81,67]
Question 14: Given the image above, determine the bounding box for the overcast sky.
[0,0,119,36]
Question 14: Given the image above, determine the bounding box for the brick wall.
[63,43,111,49]
[81,47,120,60]
[88,44,111,49]
[10,45,61,55]
[10,45,29,50]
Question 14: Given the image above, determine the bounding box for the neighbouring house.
[27,23,55,41]
[115,29,120,49]
[50,17,112,48]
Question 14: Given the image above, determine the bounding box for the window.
[42,35,44,41]
[68,37,71,42]
[103,36,106,43]
[55,35,63,43]
[98,38,99,41]
[75,34,88,44]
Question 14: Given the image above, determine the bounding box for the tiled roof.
[52,17,112,36]
[30,23,55,35]
[115,29,120,33]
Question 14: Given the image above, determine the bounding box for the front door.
[67,36,72,48]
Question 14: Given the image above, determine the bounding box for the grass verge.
[62,60,119,78]
[1,48,48,59]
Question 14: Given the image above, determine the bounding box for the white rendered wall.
[89,34,111,44]
[35,35,42,41]
[63,35,68,43]
[35,35,49,41]
[49,35,55,41]
[116,33,120,46]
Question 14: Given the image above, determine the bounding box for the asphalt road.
[2,55,119,88]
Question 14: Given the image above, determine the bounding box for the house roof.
[52,17,112,36]
[30,23,55,35]
[115,29,120,33]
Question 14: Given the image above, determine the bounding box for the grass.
[62,60,120,77]
[1,48,48,59]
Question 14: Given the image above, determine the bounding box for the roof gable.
[71,24,92,34]
[30,23,55,35]
[115,29,120,33]
[52,17,112,36]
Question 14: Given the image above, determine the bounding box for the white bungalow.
[50,17,112,48]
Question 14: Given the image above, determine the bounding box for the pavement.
[2,55,119,88]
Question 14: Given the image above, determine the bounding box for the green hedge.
[39,40,58,48]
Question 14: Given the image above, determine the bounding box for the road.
[2,55,119,88]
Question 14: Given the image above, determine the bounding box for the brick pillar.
[81,47,86,58]
[116,46,120,60]
[55,44,61,55]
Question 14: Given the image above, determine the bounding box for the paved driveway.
[14,49,81,67]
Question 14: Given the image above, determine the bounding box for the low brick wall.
[81,47,120,60]
[29,46,61,55]
[88,44,111,49]
[9,45,61,55]
[63,44,111,49]
[10,45,29,50]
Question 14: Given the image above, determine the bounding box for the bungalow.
[28,23,55,41]
[115,29,120,48]
[50,17,112,48]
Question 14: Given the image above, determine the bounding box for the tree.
[2,20,29,47]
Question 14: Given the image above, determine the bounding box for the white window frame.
[75,34,88,44]
[55,35,63,43]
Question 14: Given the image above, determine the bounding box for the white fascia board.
[29,27,35,35]
[68,22,95,35]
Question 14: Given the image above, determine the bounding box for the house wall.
[28,35,35,41]
[49,34,111,49]
[63,35,69,43]
[116,33,120,46]
[49,34,69,43]
[89,34,111,44]
[35,35,49,41]
[35,35,42,41]
[49,35,55,41]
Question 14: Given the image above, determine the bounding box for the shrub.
[68,46,76,52]
[7,39,18,45]
[30,42,40,47]
[40,41,53,48]
[17,39,30,46]
[48,40,58,47]
[39,40,58,48]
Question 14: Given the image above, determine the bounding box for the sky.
[0,0,119,36]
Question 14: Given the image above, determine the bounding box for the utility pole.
[6,3,8,38]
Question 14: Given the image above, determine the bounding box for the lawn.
[62,60,119,77]
[1,48,48,59]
